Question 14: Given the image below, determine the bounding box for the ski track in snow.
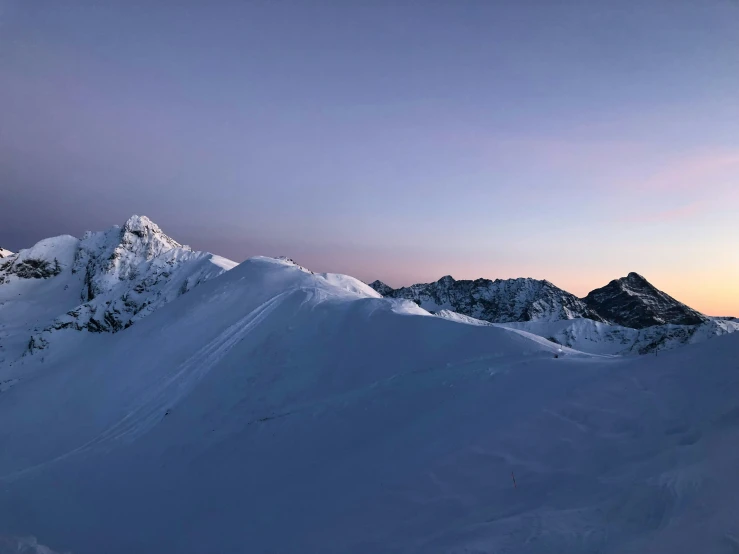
[0,290,291,483]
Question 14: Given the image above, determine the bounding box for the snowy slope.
[583,272,707,328]
[2,256,739,553]
[0,216,236,361]
[372,275,605,323]
[0,248,13,259]
[499,317,739,356]
[435,309,494,326]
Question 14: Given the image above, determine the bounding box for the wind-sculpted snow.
[1,255,739,553]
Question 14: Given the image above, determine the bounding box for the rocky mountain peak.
[123,214,159,234]
[0,216,237,353]
[625,271,648,282]
[583,273,707,329]
[118,215,186,259]
[369,280,394,296]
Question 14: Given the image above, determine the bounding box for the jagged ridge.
[371,272,735,354]
[370,275,606,323]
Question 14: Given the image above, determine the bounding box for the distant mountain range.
[370,272,706,329]
[369,276,605,324]
[370,270,736,354]
[0,215,735,359]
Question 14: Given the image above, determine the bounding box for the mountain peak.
[584,273,706,329]
[624,272,648,283]
[123,215,162,236]
[117,215,185,256]
[368,280,394,296]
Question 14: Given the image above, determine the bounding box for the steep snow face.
[0,216,236,359]
[55,215,238,335]
[2,256,739,554]
[0,248,14,259]
[73,215,189,299]
[372,275,605,323]
[583,272,707,329]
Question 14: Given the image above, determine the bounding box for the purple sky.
[1,1,738,314]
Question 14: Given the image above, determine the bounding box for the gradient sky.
[1,0,738,315]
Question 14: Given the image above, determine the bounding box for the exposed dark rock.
[583,272,707,329]
[370,275,605,324]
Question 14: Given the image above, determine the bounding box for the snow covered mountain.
[372,272,735,354]
[0,215,236,360]
[0,248,13,259]
[2,254,739,553]
[370,275,605,323]
[583,272,707,329]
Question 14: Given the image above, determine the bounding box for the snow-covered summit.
[583,272,707,329]
[0,216,237,358]
[371,274,605,323]
[0,247,13,259]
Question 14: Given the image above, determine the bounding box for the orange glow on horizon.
[376,264,739,318]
